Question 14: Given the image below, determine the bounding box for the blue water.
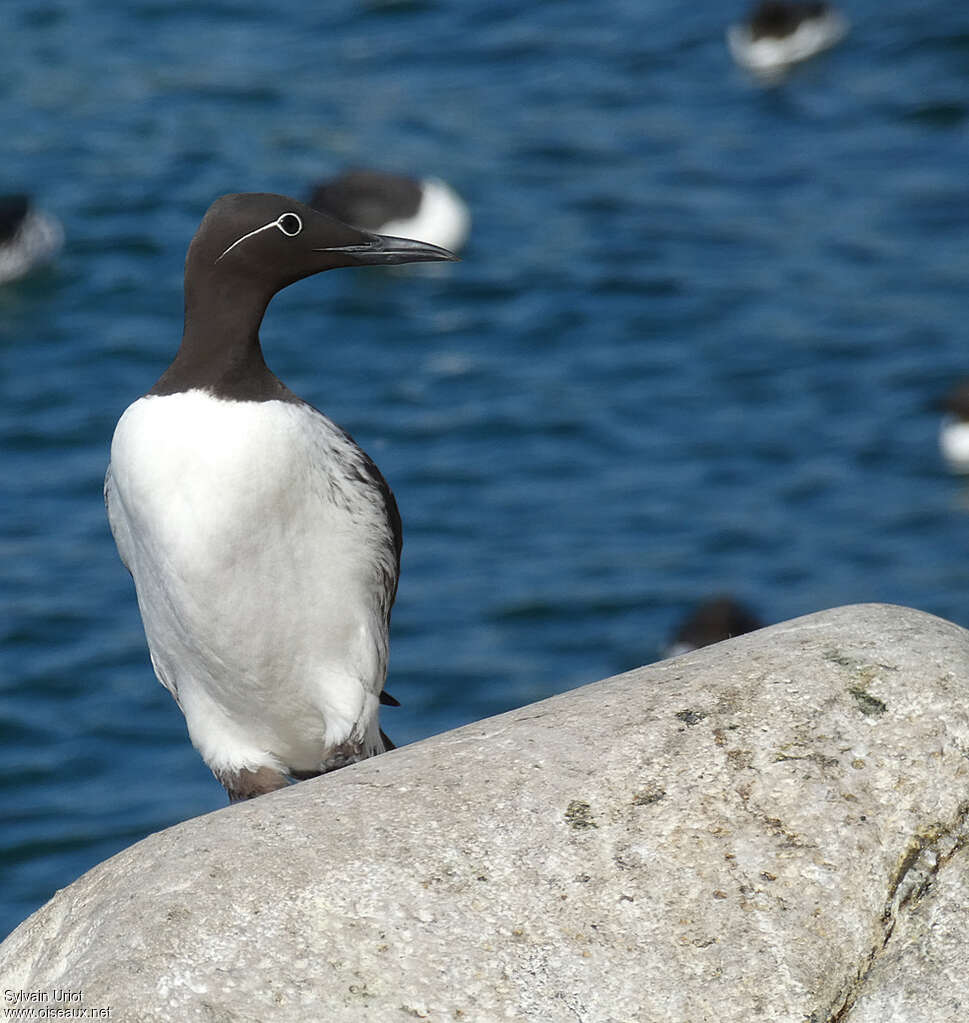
[2,0,969,939]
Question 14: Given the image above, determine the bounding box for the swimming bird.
[0,194,63,285]
[727,2,848,75]
[105,193,456,802]
[939,380,969,475]
[308,168,470,255]
[664,596,763,658]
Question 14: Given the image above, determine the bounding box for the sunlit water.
[2,0,969,937]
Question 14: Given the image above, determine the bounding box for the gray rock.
[844,844,969,1022]
[2,603,968,1022]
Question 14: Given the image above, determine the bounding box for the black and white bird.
[105,193,456,801]
[727,2,848,75]
[0,194,63,285]
[664,596,763,658]
[939,380,969,475]
[308,169,470,255]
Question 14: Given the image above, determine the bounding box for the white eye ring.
[216,211,305,262]
[276,212,302,237]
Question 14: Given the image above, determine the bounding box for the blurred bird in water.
[727,2,848,76]
[0,194,63,285]
[308,168,470,255]
[939,380,969,475]
[664,596,764,658]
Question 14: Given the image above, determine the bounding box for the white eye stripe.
[216,212,304,262]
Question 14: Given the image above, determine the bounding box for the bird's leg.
[217,765,289,803]
[288,730,396,786]
[321,739,365,773]
[290,738,374,783]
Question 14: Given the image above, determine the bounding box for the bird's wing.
[105,463,180,704]
[103,463,134,575]
[356,446,403,618]
[322,410,403,622]
[105,464,181,703]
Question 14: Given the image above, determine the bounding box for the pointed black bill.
[315,232,459,267]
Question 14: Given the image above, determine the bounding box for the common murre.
[727,2,848,76]
[308,168,470,255]
[939,380,969,475]
[105,192,456,801]
[664,596,763,658]
[0,194,63,285]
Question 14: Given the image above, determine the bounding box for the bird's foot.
[218,765,289,802]
[321,740,365,773]
[288,734,393,787]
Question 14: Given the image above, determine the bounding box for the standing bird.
[105,193,456,801]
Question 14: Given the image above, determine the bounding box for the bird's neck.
[149,273,292,402]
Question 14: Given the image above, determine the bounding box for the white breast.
[106,390,396,775]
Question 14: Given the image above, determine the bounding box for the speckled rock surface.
[2,603,968,1022]
[842,842,969,1023]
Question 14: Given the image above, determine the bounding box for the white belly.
[106,390,395,774]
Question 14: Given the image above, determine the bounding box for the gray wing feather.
[104,463,134,575]
[104,463,181,704]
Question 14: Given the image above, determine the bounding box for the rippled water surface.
[2,0,969,937]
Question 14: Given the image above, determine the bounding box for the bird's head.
[187,192,457,296]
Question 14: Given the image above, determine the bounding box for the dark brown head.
[187,191,456,297]
[154,193,457,400]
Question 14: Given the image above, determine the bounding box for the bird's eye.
[277,213,302,237]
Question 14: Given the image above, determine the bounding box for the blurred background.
[2,0,968,939]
